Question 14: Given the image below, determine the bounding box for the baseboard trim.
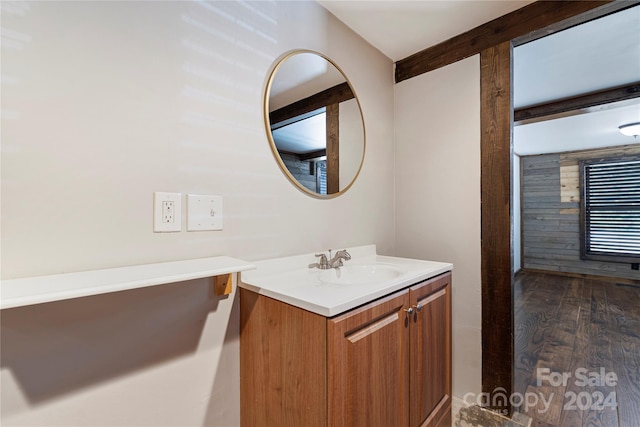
[520,268,640,285]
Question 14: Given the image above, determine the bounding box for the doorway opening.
[511,6,640,424]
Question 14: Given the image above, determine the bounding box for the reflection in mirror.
[264,51,365,197]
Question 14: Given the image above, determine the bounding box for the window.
[316,160,327,195]
[580,157,640,263]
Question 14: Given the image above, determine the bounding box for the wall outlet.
[154,192,181,232]
[162,201,176,223]
[187,194,223,231]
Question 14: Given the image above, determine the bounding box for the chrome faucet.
[308,249,351,269]
[329,249,351,268]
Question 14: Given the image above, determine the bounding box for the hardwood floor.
[514,271,640,427]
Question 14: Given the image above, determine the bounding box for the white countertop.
[239,245,452,317]
[1,256,255,310]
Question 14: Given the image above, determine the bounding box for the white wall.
[0,1,394,426]
[394,56,482,398]
[513,154,522,272]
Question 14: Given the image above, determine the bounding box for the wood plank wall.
[521,144,640,280]
[279,153,316,193]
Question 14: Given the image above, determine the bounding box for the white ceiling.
[514,101,640,156]
[513,6,640,109]
[319,1,640,155]
[317,0,534,62]
[513,6,640,155]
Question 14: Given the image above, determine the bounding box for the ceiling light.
[619,122,640,137]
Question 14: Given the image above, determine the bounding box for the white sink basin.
[239,244,453,316]
[317,263,405,286]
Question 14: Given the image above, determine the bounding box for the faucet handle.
[314,253,329,267]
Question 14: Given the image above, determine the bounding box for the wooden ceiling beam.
[269,82,353,125]
[395,1,638,83]
[514,82,640,124]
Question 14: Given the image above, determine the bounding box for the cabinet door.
[409,273,452,427]
[240,290,327,427]
[328,289,410,427]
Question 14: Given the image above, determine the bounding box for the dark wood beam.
[269,82,354,125]
[326,103,340,194]
[278,149,326,161]
[480,41,514,415]
[513,1,640,46]
[514,82,640,123]
[395,1,638,83]
[300,150,326,161]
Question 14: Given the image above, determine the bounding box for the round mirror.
[264,50,365,198]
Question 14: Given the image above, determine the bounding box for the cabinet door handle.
[413,304,422,312]
[404,307,414,316]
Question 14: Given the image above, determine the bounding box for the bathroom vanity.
[239,245,452,427]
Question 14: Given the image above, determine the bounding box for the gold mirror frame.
[263,50,366,199]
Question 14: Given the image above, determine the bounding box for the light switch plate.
[187,194,223,231]
[154,192,182,232]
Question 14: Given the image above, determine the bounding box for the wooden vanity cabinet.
[240,272,451,427]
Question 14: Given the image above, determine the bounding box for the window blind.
[583,158,640,261]
[317,161,327,195]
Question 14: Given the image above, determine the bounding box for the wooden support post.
[480,40,514,416]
